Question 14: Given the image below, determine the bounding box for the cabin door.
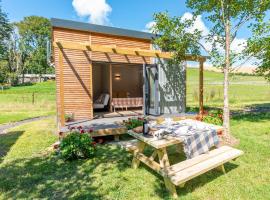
[143,64,160,116]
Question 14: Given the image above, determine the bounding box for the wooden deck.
[60,113,199,138]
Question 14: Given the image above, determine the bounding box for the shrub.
[59,129,96,160]
[202,109,223,126]
[123,117,144,130]
[65,113,74,122]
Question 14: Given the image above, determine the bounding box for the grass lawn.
[0,81,56,124]
[0,113,269,199]
[186,69,270,109]
[0,69,269,125]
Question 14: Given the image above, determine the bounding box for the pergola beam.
[53,40,207,62]
[54,40,207,124]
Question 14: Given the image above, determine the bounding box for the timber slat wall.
[53,27,151,124]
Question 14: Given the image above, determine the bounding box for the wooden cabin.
[51,18,206,128]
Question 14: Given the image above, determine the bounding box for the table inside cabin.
[128,120,224,197]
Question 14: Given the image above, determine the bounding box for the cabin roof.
[51,18,156,41]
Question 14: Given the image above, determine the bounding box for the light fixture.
[114,73,121,80]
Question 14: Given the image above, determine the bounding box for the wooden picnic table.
[128,121,243,198]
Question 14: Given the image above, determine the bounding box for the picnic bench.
[128,130,243,198]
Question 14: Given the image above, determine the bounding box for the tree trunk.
[223,5,231,143]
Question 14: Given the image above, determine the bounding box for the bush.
[123,117,144,130]
[59,130,96,160]
[202,109,223,126]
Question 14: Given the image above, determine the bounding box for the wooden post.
[58,48,65,126]
[199,59,204,116]
[32,92,35,104]
[109,64,113,112]
[89,60,93,119]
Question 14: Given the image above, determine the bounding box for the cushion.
[133,126,143,133]
[95,94,105,104]
[94,103,104,109]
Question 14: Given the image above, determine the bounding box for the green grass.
[0,113,269,199]
[0,81,56,124]
[0,69,269,125]
[186,68,270,109]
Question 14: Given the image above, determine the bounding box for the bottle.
[143,119,149,136]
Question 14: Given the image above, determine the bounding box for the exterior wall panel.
[53,27,152,124]
[157,59,186,114]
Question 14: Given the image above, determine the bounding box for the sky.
[2,0,261,67]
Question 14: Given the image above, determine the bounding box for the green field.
[186,69,270,109]
[0,81,56,124]
[0,70,269,199]
[0,113,269,199]
[0,69,269,124]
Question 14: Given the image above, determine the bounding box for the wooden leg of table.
[179,182,185,188]
[175,143,183,154]
[149,150,158,161]
[216,164,226,174]
[132,141,146,169]
[157,148,171,171]
[157,148,177,198]
[164,178,178,199]
[114,135,120,141]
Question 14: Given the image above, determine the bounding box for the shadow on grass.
[232,111,270,122]
[140,145,240,199]
[0,144,131,199]
[153,162,239,199]
[0,131,24,163]
[232,103,270,116]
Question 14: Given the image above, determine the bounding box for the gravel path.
[0,116,52,134]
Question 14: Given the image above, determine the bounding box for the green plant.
[123,117,144,130]
[59,129,96,160]
[64,113,74,122]
[202,109,223,126]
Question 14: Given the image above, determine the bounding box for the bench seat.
[166,146,243,186]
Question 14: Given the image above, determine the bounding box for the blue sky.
[2,0,192,30]
[2,0,261,67]
[2,0,249,37]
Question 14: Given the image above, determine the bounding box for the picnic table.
[128,120,243,198]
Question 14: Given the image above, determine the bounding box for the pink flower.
[59,132,63,136]
[80,129,85,134]
[88,128,93,133]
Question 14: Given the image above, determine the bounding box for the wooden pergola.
[54,40,207,125]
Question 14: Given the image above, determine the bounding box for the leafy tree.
[0,1,11,59]
[247,20,270,81]
[153,1,270,144]
[185,0,270,143]
[0,0,12,84]
[16,16,52,77]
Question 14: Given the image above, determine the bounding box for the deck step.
[168,146,243,185]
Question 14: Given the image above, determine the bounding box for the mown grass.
[1,69,269,125]
[186,68,270,109]
[0,81,56,124]
[0,113,269,199]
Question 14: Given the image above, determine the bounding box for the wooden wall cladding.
[53,27,151,123]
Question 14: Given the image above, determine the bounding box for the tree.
[247,20,270,81]
[16,16,52,77]
[0,1,11,59]
[153,1,270,144]
[0,0,12,84]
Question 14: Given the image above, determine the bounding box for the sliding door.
[143,64,160,116]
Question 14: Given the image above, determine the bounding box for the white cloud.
[181,12,248,55]
[231,38,247,53]
[181,12,209,36]
[142,21,156,33]
[72,0,112,25]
